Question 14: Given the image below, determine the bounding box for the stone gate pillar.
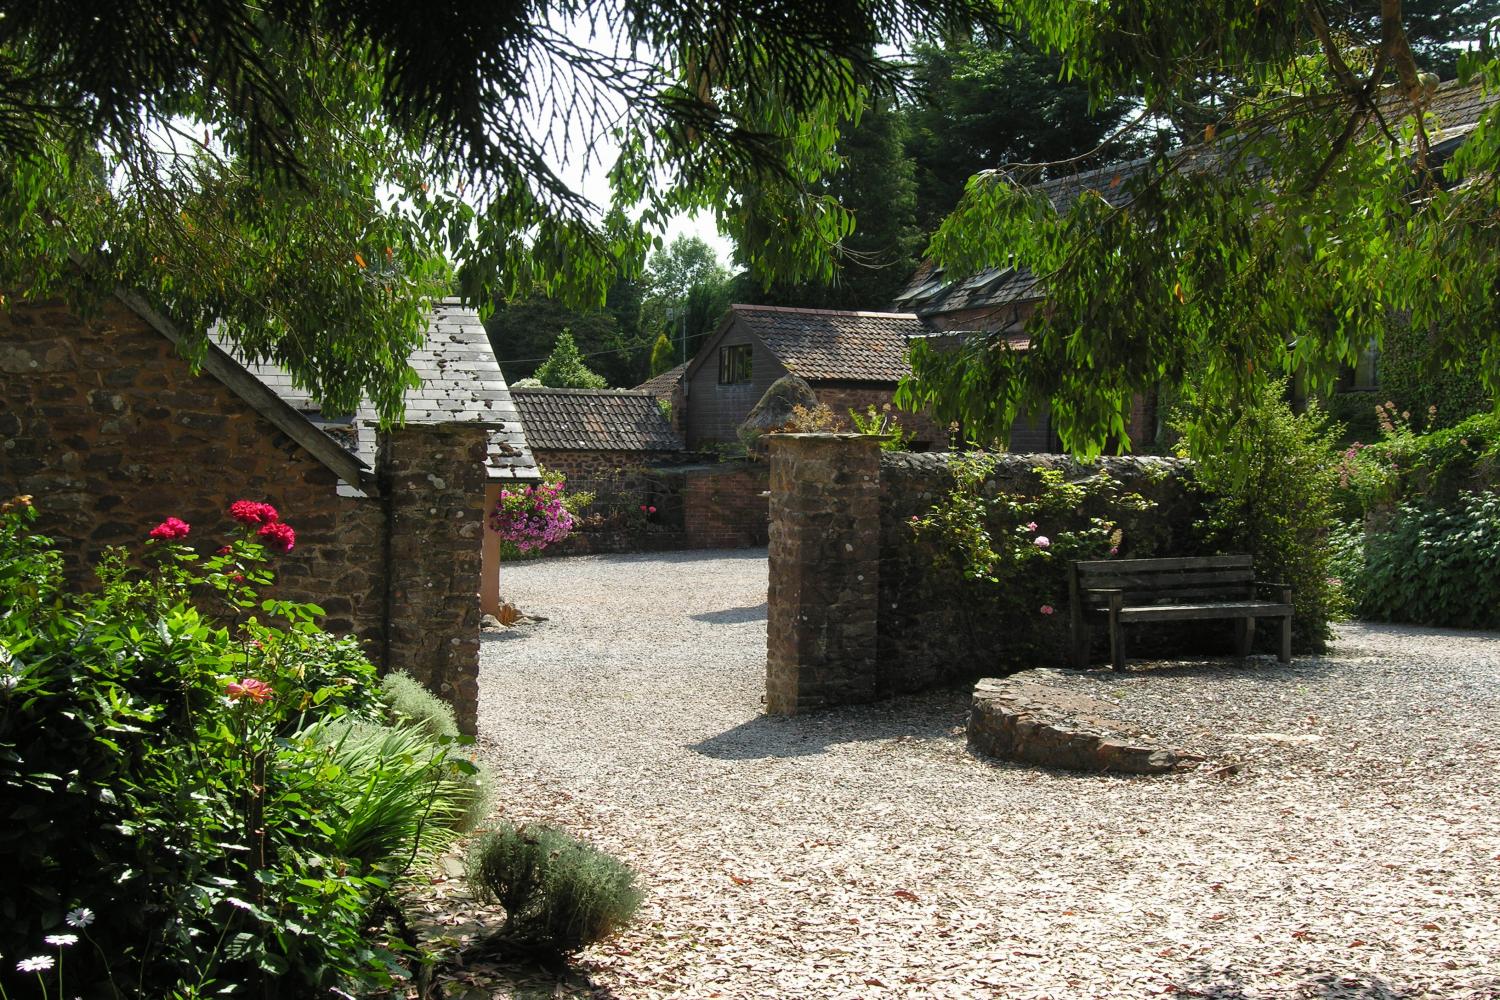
[766,433,881,714]
[379,424,489,734]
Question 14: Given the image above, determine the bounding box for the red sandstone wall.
[0,297,388,646]
[681,461,769,549]
[532,448,686,484]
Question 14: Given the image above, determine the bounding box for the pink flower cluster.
[226,677,274,704]
[489,482,575,553]
[229,500,279,526]
[148,517,191,541]
[228,499,295,552]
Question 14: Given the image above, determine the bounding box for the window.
[1336,339,1380,392]
[718,343,753,385]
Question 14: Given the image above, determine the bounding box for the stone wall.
[0,297,389,645]
[764,439,1203,712]
[877,453,1201,694]
[380,425,489,734]
[765,435,880,714]
[533,459,770,556]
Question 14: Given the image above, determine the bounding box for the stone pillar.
[379,424,489,734]
[765,433,881,714]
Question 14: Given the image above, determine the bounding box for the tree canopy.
[0,0,996,421]
[533,331,609,389]
[898,0,1500,454]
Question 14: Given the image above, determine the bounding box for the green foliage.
[910,456,1154,663]
[848,404,915,451]
[533,331,609,389]
[483,276,653,388]
[649,332,678,377]
[1335,407,1500,517]
[466,824,642,957]
[0,498,460,997]
[1175,384,1347,651]
[1342,492,1500,629]
[381,670,460,740]
[1373,316,1492,431]
[3,1,1001,421]
[740,92,923,309]
[900,5,1500,454]
[902,33,1144,235]
[640,236,732,364]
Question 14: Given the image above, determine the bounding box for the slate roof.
[218,298,538,483]
[897,78,1500,321]
[511,388,683,452]
[633,362,688,399]
[723,304,924,382]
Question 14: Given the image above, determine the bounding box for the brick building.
[509,386,684,482]
[0,291,534,732]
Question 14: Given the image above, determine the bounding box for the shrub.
[466,824,642,957]
[0,496,455,997]
[381,669,460,739]
[1175,383,1348,652]
[1337,407,1500,517]
[848,403,914,451]
[1347,492,1500,629]
[488,466,592,559]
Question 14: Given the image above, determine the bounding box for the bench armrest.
[1080,587,1123,596]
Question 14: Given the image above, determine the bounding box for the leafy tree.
[649,333,677,377]
[741,93,924,309]
[902,35,1144,235]
[641,236,732,363]
[533,331,609,389]
[900,2,1500,454]
[0,0,997,420]
[483,275,651,387]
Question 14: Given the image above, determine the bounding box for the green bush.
[1345,492,1500,629]
[0,496,457,998]
[381,669,460,739]
[466,824,642,957]
[1175,383,1348,651]
[1337,408,1500,517]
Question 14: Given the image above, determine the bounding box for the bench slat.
[1078,569,1255,589]
[1074,554,1252,573]
[1114,601,1293,623]
[1084,587,1258,607]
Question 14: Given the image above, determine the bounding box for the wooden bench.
[1068,555,1292,670]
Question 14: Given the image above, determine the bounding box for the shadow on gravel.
[690,602,767,624]
[689,689,969,760]
[1173,963,1439,999]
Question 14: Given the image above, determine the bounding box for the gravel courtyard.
[468,549,1500,1000]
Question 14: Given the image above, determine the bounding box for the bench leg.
[1235,616,1255,657]
[1279,613,1292,663]
[1108,596,1125,671]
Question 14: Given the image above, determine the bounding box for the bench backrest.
[1070,555,1255,608]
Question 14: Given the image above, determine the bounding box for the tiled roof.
[220,298,538,482]
[897,78,1500,321]
[633,362,688,399]
[727,304,924,382]
[511,388,684,452]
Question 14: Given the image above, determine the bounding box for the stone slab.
[968,669,1202,775]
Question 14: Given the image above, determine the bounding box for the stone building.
[0,291,534,732]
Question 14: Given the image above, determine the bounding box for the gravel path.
[464,550,1500,1000]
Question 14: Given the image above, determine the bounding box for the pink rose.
[1034,536,1050,549]
[228,500,279,526]
[1040,604,1055,616]
[1026,522,1038,532]
[257,521,296,552]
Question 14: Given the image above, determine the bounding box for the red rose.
[148,517,191,541]
[257,521,296,552]
[228,500,279,526]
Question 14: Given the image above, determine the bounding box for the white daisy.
[64,907,95,928]
[44,934,78,947]
[17,955,55,973]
